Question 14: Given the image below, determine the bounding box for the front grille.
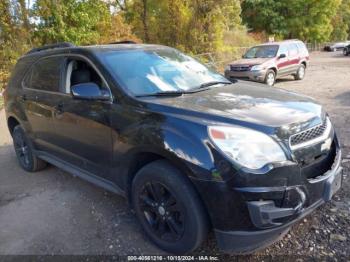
[290,120,328,146]
[301,141,337,180]
[230,65,251,72]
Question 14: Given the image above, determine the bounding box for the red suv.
[225,40,309,86]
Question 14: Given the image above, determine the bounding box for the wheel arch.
[268,67,277,74]
[125,150,195,205]
[7,116,21,136]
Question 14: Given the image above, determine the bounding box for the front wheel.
[343,48,349,56]
[132,160,209,254]
[294,65,306,80]
[265,70,276,86]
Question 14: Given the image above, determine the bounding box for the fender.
[111,116,219,192]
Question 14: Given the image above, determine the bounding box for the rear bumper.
[214,152,343,254]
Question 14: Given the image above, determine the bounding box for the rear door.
[276,44,290,76]
[287,43,301,73]
[22,56,66,154]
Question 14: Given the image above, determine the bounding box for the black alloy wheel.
[13,127,31,169]
[132,160,209,254]
[139,182,185,241]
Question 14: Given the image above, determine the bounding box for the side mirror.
[71,82,109,101]
[278,53,287,59]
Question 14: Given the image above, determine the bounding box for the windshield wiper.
[196,81,232,89]
[136,81,232,97]
[135,91,186,97]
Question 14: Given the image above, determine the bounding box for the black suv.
[4,43,343,254]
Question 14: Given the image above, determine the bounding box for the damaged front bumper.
[215,149,343,254]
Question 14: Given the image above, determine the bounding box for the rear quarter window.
[297,42,308,53]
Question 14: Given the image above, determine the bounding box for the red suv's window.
[288,43,299,56]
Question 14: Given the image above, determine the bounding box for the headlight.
[208,126,286,170]
[251,64,265,71]
[225,65,231,71]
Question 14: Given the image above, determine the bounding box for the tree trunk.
[142,0,150,42]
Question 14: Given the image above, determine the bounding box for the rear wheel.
[132,160,209,254]
[12,125,47,172]
[343,48,349,56]
[265,70,276,86]
[294,64,306,80]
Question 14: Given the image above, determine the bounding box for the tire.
[294,64,306,80]
[132,160,209,254]
[343,49,349,56]
[264,70,276,86]
[12,125,47,172]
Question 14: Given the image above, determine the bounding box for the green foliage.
[331,0,350,40]
[0,0,33,90]
[242,0,342,42]
[33,0,112,45]
[126,0,244,54]
[0,0,137,91]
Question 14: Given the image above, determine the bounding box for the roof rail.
[26,42,75,55]
[109,40,137,44]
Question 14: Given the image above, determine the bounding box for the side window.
[63,58,110,97]
[288,44,299,56]
[297,42,307,53]
[278,45,288,56]
[22,68,32,88]
[30,57,64,92]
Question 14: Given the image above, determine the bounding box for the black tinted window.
[30,57,64,92]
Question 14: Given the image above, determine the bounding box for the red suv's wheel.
[294,65,306,80]
[265,70,276,86]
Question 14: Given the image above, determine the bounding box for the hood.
[142,81,324,136]
[230,57,271,66]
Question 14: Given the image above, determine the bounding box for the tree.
[0,0,33,90]
[242,0,342,42]
[331,0,350,40]
[33,0,112,45]
[126,0,242,53]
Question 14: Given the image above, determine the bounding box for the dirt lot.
[0,52,349,260]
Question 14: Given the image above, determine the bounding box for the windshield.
[243,45,279,59]
[99,48,228,96]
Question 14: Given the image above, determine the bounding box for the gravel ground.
[0,51,349,260]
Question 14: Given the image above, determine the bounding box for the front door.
[50,56,113,178]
